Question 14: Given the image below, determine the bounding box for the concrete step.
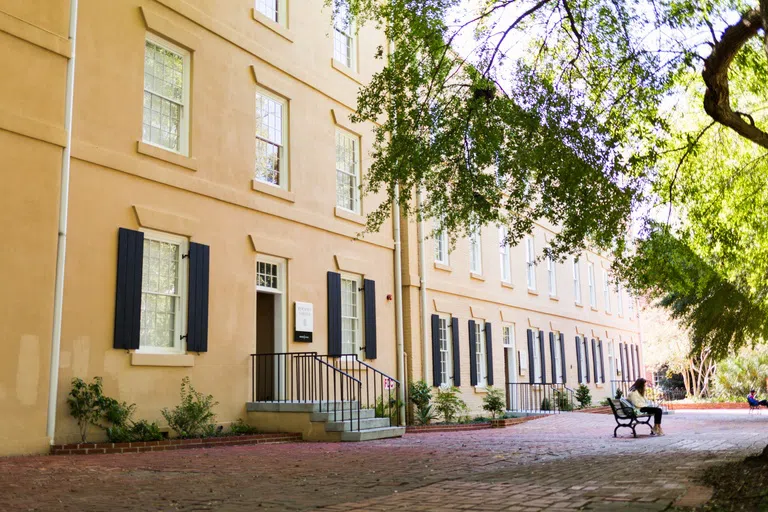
[310,408,376,422]
[246,400,359,413]
[340,426,406,442]
[325,417,391,432]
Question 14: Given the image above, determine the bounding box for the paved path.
[1,411,766,511]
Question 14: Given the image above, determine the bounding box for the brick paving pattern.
[1,411,766,511]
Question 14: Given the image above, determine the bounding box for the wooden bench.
[607,398,654,438]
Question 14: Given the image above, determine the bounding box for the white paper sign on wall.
[294,301,313,342]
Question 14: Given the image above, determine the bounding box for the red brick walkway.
[1,411,766,511]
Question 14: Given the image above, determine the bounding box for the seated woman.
[627,378,664,436]
[747,389,768,408]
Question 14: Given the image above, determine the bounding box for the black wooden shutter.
[591,339,598,385]
[549,332,557,383]
[363,279,377,359]
[468,320,478,386]
[527,329,535,384]
[451,318,461,386]
[584,338,591,383]
[538,330,546,384]
[485,322,494,385]
[431,314,441,387]
[599,340,606,383]
[575,336,583,383]
[327,271,342,357]
[559,333,567,384]
[114,228,144,350]
[186,242,210,352]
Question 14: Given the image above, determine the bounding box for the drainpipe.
[47,0,79,445]
[416,189,429,382]
[393,183,406,425]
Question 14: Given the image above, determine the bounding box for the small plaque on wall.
[294,301,313,342]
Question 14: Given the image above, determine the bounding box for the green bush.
[230,419,260,435]
[576,384,592,409]
[614,389,624,399]
[554,390,573,411]
[433,386,468,423]
[161,377,218,438]
[375,396,402,423]
[67,377,108,442]
[482,386,506,419]
[408,380,432,410]
[713,349,768,399]
[541,397,552,411]
[414,404,437,425]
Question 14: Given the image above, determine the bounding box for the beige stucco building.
[0,0,643,456]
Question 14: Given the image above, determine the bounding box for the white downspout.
[393,184,406,425]
[47,0,79,445]
[416,190,429,382]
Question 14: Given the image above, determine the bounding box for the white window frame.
[617,284,624,317]
[335,128,361,214]
[628,295,635,319]
[502,324,515,347]
[531,328,542,383]
[138,230,188,354]
[434,227,449,265]
[143,34,191,156]
[579,336,589,384]
[475,320,487,387]
[595,339,604,383]
[333,2,356,70]
[340,273,364,357]
[603,270,611,313]
[525,236,537,291]
[469,227,482,274]
[572,258,582,305]
[254,0,287,25]
[546,253,557,297]
[438,315,453,386]
[588,263,596,308]
[499,226,511,283]
[553,331,563,384]
[255,87,289,189]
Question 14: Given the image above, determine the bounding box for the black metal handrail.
[506,382,576,414]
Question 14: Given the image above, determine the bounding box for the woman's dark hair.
[629,378,647,396]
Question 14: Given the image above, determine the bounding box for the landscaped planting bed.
[406,415,543,434]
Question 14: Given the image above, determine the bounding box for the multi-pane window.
[475,321,487,387]
[588,263,596,307]
[573,258,582,304]
[546,254,557,297]
[255,0,280,23]
[469,227,482,274]
[341,275,362,355]
[502,325,514,346]
[617,285,624,317]
[531,329,542,383]
[525,236,536,290]
[499,226,511,283]
[256,261,279,289]
[255,90,287,187]
[336,129,360,213]
[438,316,452,386]
[434,227,449,265]
[553,332,563,384]
[628,295,635,318]
[333,1,355,69]
[596,340,604,382]
[140,232,186,352]
[579,337,589,383]
[143,36,188,154]
[603,270,611,313]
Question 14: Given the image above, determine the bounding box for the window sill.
[131,353,195,367]
[434,262,452,272]
[331,58,363,85]
[527,288,539,296]
[574,302,584,308]
[605,311,613,316]
[251,8,294,42]
[590,306,599,312]
[334,206,365,225]
[549,295,559,301]
[252,179,295,202]
[501,281,514,290]
[137,141,198,171]
[470,272,485,282]
[473,385,489,394]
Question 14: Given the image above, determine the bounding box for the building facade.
[0,0,643,456]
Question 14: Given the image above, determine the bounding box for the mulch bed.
[406,415,543,434]
[691,447,768,510]
[666,402,749,410]
[51,433,302,455]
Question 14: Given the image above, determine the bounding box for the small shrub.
[614,389,624,399]
[230,419,260,435]
[576,384,592,409]
[482,386,506,419]
[555,390,573,411]
[541,397,552,411]
[408,380,432,411]
[600,398,611,406]
[161,377,218,438]
[433,386,468,423]
[414,404,437,425]
[375,396,402,423]
[67,377,107,442]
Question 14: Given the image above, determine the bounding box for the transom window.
[140,231,187,353]
[255,89,288,188]
[546,253,557,297]
[336,129,360,213]
[475,321,487,387]
[333,2,355,69]
[573,258,582,304]
[603,270,611,313]
[469,227,482,274]
[341,275,363,355]
[526,236,536,290]
[438,316,453,386]
[499,226,511,283]
[502,325,515,346]
[256,261,279,290]
[143,35,189,155]
[588,263,596,307]
[434,227,449,265]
